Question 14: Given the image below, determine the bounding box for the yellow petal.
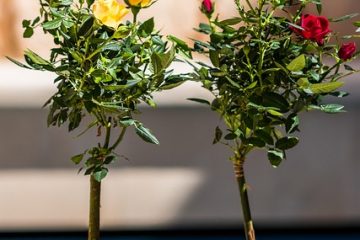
[128,0,151,7]
[91,0,129,29]
[140,0,151,7]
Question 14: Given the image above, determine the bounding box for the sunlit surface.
[0,169,204,230]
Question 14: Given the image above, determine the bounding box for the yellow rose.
[91,0,129,29]
[127,0,152,7]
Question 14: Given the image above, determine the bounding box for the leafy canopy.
[12,0,184,180]
[187,0,359,166]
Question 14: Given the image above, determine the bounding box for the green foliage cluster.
[188,0,359,166]
[10,0,183,181]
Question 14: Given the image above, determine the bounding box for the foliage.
[10,0,184,180]
[188,0,359,166]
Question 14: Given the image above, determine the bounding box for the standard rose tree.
[183,0,359,239]
[9,0,183,239]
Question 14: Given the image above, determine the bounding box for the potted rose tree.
[177,0,359,239]
[9,0,183,239]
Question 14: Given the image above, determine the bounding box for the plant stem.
[88,120,112,240]
[88,175,101,240]
[245,0,255,11]
[234,160,256,240]
[109,127,127,151]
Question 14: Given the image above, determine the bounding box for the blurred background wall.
[0,0,360,231]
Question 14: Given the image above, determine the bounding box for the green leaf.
[209,50,220,67]
[285,114,300,133]
[310,81,344,94]
[23,27,34,38]
[316,2,322,14]
[31,17,40,26]
[224,133,237,140]
[135,124,159,144]
[63,20,74,28]
[217,18,242,26]
[168,35,192,58]
[24,49,49,65]
[354,21,360,27]
[93,168,108,182]
[69,50,83,63]
[245,81,258,90]
[254,129,274,145]
[344,64,355,71]
[71,154,84,165]
[329,91,349,98]
[263,92,289,112]
[104,155,117,165]
[320,104,345,114]
[287,22,304,31]
[22,19,31,28]
[78,17,94,37]
[187,98,210,106]
[225,76,240,88]
[113,25,130,38]
[119,118,136,127]
[213,126,222,144]
[6,57,32,69]
[102,43,122,51]
[268,149,284,168]
[330,13,359,23]
[275,137,299,150]
[287,54,306,72]
[248,137,266,148]
[138,17,154,37]
[151,47,175,74]
[43,19,63,30]
[267,109,283,117]
[87,0,95,6]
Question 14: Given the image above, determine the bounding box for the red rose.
[202,0,213,14]
[291,14,331,45]
[338,42,356,61]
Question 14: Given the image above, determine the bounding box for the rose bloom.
[291,14,331,45]
[91,0,129,29]
[339,42,356,61]
[202,0,213,13]
[127,0,151,7]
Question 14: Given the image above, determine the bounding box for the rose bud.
[126,0,152,8]
[201,0,214,15]
[339,42,356,61]
[91,0,129,29]
[291,14,331,45]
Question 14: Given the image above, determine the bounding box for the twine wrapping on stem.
[233,156,256,240]
[233,162,245,179]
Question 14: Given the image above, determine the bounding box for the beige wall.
[0,0,20,57]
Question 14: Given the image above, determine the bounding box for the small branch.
[245,0,255,11]
[103,119,112,149]
[109,127,127,151]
